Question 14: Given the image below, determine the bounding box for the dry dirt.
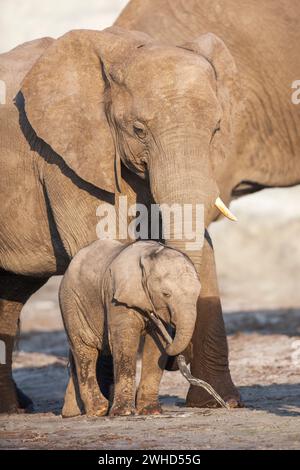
[0,274,300,450]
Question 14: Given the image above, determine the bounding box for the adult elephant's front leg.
[186,234,242,408]
[0,272,48,413]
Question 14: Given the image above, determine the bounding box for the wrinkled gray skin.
[59,240,200,417]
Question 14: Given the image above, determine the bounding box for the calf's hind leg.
[72,342,108,417]
[62,352,82,418]
[109,306,142,417]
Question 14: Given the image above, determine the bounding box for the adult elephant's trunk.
[166,304,197,356]
[148,138,219,273]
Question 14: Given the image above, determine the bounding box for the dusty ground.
[0,275,300,450]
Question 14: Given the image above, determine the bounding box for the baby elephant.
[59,240,200,417]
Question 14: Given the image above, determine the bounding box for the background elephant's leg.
[72,343,108,417]
[0,272,48,413]
[62,351,82,418]
[186,236,241,408]
[136,329,167,415]
[62,375,79,418]
[109,307,141,417]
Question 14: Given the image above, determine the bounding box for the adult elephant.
[115,0,300,407]
[1,21,250,413]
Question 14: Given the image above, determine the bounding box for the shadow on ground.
[17,330,68,356]
[239,384,300,417]
[224,307,300,337]
[12,359,300,418]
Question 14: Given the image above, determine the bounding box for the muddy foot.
[186,373,243,409]
[137,402,162,415]
[109,404,136,417]
[86,404,108,417]
[0,382,29,414]
[61,403,82,418]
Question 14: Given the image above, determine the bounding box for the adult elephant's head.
[21,27,239,270]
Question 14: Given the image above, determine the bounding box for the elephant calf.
[59,239,200,417]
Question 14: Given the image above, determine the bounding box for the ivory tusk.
[215,197,237,221]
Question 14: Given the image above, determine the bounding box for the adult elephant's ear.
[21,27,151,193]
[180,32,240,104]
[179,33,241,155]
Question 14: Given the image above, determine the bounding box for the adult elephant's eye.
[163,292,171,298]
[212,120,221,137]
[133,122,147,139]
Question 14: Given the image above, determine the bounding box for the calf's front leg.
[108,305,142,417]
[136,326,167,415]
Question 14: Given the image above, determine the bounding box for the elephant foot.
[86,403,109,417]
[62,380,82,418]
[109,404,136,417]
[62,400,82,418]
[137,402,162,415]
[62,408,81,418]
[0,395,19,414]
[186,371,243,409]
[0,377,28,414]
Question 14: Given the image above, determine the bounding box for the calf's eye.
[133,122,147,139]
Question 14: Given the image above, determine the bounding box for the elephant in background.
[59,240,200,417]
[0,23,242,413]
